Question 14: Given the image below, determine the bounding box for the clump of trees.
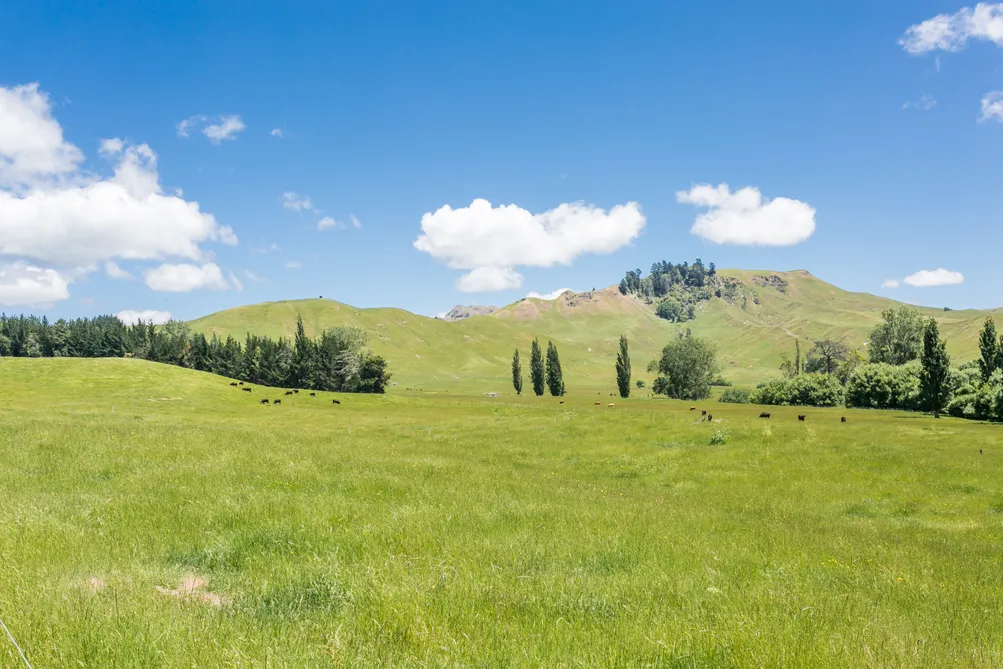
[516,339,565,396]
[619,259,718,323]
[750,373,845,407]
[946,317,1003,420]
[0,313,391,393]
[719,387,751,404]
[648,332,719,400]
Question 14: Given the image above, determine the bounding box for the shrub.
[719,387,751,404]
[709,429,729,445]
[845,362,921,410]
[750,373,844,407]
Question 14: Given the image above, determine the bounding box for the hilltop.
[189,269,1000,392]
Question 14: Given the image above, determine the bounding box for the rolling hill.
[189,269,1001,392]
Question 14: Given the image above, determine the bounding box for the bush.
[709,429,729,445]
[845,362,921,410]
[719,387,751,404]
[710,375,732,387]
[750,373,844,407]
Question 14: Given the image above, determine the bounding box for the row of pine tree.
[511,338,565,396]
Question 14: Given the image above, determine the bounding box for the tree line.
[619,259,720,324]
[0,313,391,393]
[511,338,565,396]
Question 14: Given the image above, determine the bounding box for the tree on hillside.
[920,318,951,418]
[511,349,523,395]
[546,341,565,396]
[292,316,315,388]
[530,338,545,396]
[649,334,719,400]
[616,335,631,398]
[978,317,999,383]
[806,339,849,375]
[795,340,802,376]
[869,307,924,365]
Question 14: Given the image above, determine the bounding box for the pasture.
[2,358,1002,667]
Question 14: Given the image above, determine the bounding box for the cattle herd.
[231,380,343,407]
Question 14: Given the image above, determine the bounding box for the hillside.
[189,269,1001,392]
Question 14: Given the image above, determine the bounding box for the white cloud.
[456,266,523,292]
[144,263,229,292]
[0,262,70,306]
[203,115,245,143]
[284,260,302,269]
[282,191,315,213]
[242,269,266,283]
[351,214,362,229]
[903,268,965,287]
[526,288,572,300]
[882,279,901,289]
[979,91,1003,122]
[902,94,937,111]
[414,198,645,292]
[270,128,284,138]
[0,83,238,304]
[116,309,172,325]
[317,216,339,230]
[177,114,246,143]
[228,270,244,291]
[105,261,132,280]
[677,183,816,246]
[900,3,1003,54]
[0,83,83,188]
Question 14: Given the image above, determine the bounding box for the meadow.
[2,357,1003,667]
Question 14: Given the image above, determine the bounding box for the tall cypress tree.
[511,349,523,395]
[545,340,565,396]
[978,317,999,382]
[616,334,631,398]
[920,318,951,419]
[530,338,545,396]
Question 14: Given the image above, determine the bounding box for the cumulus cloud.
[270,128,284,138]
[116,309,172,325]
[903,94,937,111]
[414,198,645,292]
[317,216,338,230]
[979,91,1003,122]
[105,261,132,280]
[526,288,572,300]
[677,184,816,246]
[882,279,901,289]
[177,114,246,143]
[0,262,70,306]
[144,263,229,292]
[903,268,965,287]
[456,266,524,292]
[282,191,315,213]
[0,83,238,304]
[900,3,1003,54]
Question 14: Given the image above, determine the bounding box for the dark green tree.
[920,318,951,418]
[869,306,924,365]
[978,317,999,382]
[530,338,545,396]
[616,334,631,398]
[649,334,719,400]
[545,340,565,396]
[511,349,523,395]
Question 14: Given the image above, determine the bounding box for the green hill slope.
[189,269,1000,392]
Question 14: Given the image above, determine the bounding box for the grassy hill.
[189,269,1000,392]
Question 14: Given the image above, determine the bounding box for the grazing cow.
[332,399,341,405]
[608,403,615,408]
[310,392,317,397]
[690,406,697,411]
[230,382,238,387]
[706,414,713,422]
[242,387,252,393]
[701,410,707,416]
[273,399,281,405]
[285,391,293,396]
[759,412,771,419]
[610,393,615,397]
[798,415,806,422]
[841,417,847,423]
[559,400,565,405]
[594,401,601,406]
[239,382,244,386]
[293,390,300,394]
[260,399,269,404]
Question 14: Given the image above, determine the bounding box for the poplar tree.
[616,335,631,398]
[530,338,545,396]
[978,317,999,382]
[920,318,951,418]
[511,349,523,395]
[546,340,565,396]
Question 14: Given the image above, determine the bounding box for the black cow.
[700,410,707,416]
[239,382,244,386]
[273,399,281,405]
[260,398,269,404]
[310,392,317,397]
[293,389,300,394]
[242,387,252,393]
[759,412,771,419]
[332,399,341,405]
[285,391,293,396]
[798,415,806,422]
[841,417,847,423]
[230,382,238,387]
[706,414,713,422]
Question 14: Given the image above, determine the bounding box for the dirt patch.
[156,575,230,608]
[87,577,107,593]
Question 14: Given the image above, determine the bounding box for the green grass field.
[189,269,1001,393]
[3,357,1003,666]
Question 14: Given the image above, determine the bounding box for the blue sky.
[1,1,1002,322]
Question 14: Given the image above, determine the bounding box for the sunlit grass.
[2,358,1002,666]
